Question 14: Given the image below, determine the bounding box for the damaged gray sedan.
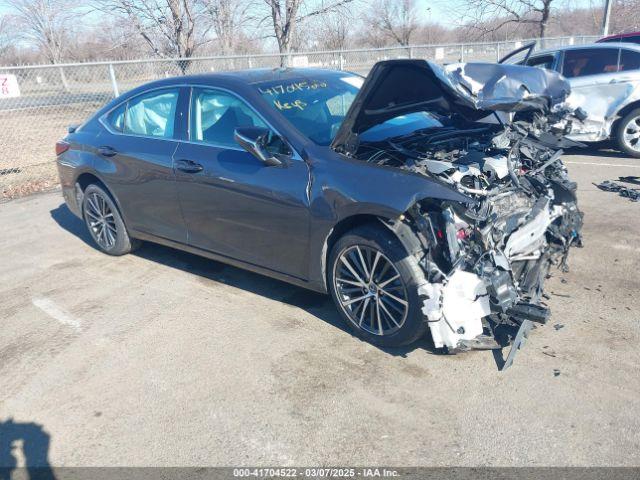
[57,59,584,368]
[331,60,584,365]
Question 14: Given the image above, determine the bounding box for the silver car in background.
[501,42,640,158]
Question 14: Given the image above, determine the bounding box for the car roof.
[598,31,640,41]
[141,67,354,89]
[533,42,640,56]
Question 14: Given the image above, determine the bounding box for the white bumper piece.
[419,270,491,349]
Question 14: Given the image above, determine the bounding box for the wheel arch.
[76,171,107,192]
[610,100,640,157]
[616,100,640,120]
[612,100,640,133]
[74,172,125,221]
[319,211,426,292]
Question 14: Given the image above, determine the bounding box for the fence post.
[460,45,464,62]
[496,43,500,61]
[339,52,344,70]
[408,47,414,59]
[58,66,70,93]
[108,63,119,98]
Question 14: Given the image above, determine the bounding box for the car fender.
[304,148,473,291]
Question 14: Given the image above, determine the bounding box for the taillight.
[56,141,70,156]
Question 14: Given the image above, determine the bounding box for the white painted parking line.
[564,161,640,168]
[32,297,82,331]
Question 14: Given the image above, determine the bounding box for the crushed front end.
[394,119,583,368]
[332,60,585,368]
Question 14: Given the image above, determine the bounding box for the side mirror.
[234,127,286,167]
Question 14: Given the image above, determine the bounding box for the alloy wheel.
[623,114,640,153]
[85,192,118,250]
[333,245,409,336]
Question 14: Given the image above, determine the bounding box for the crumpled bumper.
[417,196,572,369]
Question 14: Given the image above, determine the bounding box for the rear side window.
[619,49,640,71]
[562,48,620,78]
[526,54,556,70]
[106,103,126,132]
[124,89,179,138]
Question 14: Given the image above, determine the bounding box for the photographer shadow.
[0,418,55,480]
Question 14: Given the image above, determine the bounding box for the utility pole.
[601,0,613,36]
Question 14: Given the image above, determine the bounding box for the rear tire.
[82,184,140,256]
[614,107,640,159]
[328,223,429,348]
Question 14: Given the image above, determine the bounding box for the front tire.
[328,224,429,348]
[614,108,640,158]
[82,184,139,256]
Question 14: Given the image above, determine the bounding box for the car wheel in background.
[328,223,429,348]
[615,107,640,159]
[82,184,140,256]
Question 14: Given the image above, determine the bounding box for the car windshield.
[256,74,445,146]
[256,75,363,145]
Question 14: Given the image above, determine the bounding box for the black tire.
[614,107,640,159]
[328,223,429,348]
[82,184,140,256]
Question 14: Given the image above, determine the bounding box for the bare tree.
[312,9,351,50]
[4,0,79,64]
[201,0,252,55]
[0,15,14,61]
[413,22,456,45]
[261,0,354,63]
[609,0,640,34]
[364,0,419,46]
[4,0,81,88]
[458,0,557,39]
[70,20,150,62]
[93,0,210,70]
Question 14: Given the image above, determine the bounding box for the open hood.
[331,59,571,154]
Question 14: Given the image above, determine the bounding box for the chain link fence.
[0,35,598,199]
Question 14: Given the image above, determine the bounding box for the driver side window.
[190,88,267,147]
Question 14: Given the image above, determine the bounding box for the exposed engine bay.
[332,60,586,368]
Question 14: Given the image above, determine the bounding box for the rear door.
[97,87,188,242]
[173,87,310,279]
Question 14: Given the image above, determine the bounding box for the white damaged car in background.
[332,60,586,369]
[500,42,640,158]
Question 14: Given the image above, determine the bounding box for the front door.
[173,87,310,279]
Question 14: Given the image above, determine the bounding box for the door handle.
[175,159,204,173]
[98,146,117,157]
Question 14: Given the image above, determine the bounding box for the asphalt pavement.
[1,150,639,467]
